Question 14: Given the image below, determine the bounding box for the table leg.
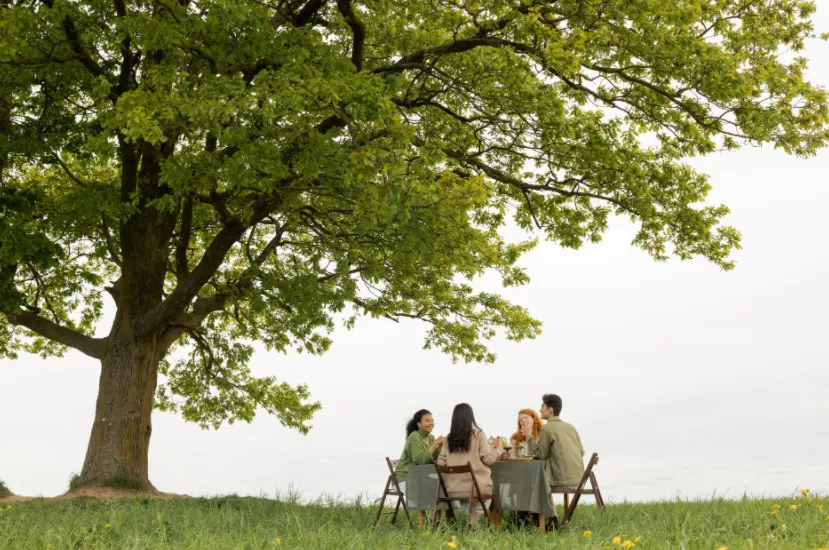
[538,513,547,534]
[489,510,502,531]
[418,511,425,526]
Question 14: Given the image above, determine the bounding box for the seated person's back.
[527,393,584,488]
[436,403,501,518]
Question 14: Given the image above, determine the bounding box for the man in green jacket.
[525,393,585,489]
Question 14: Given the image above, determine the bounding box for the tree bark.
[79,334,160,489]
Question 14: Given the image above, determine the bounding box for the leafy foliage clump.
[0,0,827,432]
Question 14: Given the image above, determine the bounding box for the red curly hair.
[510,408,543,444]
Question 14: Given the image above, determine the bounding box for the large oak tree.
[1,0,826,489]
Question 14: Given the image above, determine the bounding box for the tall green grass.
[1,491,827,549]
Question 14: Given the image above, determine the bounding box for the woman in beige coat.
[436,403,503,520]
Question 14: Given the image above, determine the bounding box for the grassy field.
[1,490,828,549]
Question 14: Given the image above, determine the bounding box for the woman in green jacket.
[394,409,445,491]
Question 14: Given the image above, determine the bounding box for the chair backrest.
[435,463,472,475]
[561,452,600,526]
[386,457,399,475]
[583,453,598,476]
[384,457,406,493]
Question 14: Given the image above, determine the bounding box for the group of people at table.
[393,393,584,525]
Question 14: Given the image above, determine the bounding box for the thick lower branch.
[4,309,107,358]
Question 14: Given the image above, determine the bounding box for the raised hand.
[520,417,534,437]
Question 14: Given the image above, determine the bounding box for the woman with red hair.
[509,409,543,458]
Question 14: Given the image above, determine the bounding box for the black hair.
[542,393,563,416]
[446,403,480,453]
[406,409,432,437]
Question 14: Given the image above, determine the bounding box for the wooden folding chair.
[373,457,412,527]
[431,462,492,534]
[553,452,605,529]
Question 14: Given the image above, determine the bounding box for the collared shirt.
[527,416,585,488]
[394,429,439,482]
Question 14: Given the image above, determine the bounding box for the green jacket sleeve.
[407,433,435,465]
[529,428,554,460]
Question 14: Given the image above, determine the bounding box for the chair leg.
[538,514,547,534]
[564,493,570,514]
[431,508,442,531]
[391,495,402,524]
[590,472,605,511]
[445,504,457,522]
[490,509,502,531]
[373,477,392,527]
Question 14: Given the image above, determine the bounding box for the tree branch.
[157,295,227,351]
[101,212,123,266]
[295,0,328,26]
[441,147,638,216]
[4,53,83,66]
[3,309,106,359]
[254,225,286,265]
[135,221,248,336]
[336,0,365,71]
[136,194,278,336]
[54,8,106,78]
[176,197,193,281]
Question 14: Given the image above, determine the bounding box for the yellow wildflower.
[622,541,635,549]
[772,504,781,509]
[819,504,824,512]
[274,538,281,545]
[801,488,810,495]
[789,504,799,511]
[808,497,813,502]
[781,524,788,531]
[584,531,593,537]
[5,505,10,511]
[447,542,457,550]
[770,510,778,517]
[105,524,111,529]
[613,537,622,544]
[635,537,641,543]
[717,547,728,550]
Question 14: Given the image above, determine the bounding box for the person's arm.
[436,440,448,466]
[530,428,553,460]
[406,433,435,465]
[478,431,501,466]
[430,435,445,460]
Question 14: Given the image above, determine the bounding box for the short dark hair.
[542,394,562,416]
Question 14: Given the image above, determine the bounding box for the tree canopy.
[1,0,827,440]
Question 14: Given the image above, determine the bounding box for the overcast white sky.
[2,11,828,504]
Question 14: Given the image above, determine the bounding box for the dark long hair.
[446,403,480,453]
[405,409,432,437]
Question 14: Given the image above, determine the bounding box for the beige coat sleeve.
[436,440,448,465]
[477,430,501,466]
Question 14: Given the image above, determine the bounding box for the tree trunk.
[79,334,160,489]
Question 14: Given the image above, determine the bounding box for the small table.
[406,460,554,532]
